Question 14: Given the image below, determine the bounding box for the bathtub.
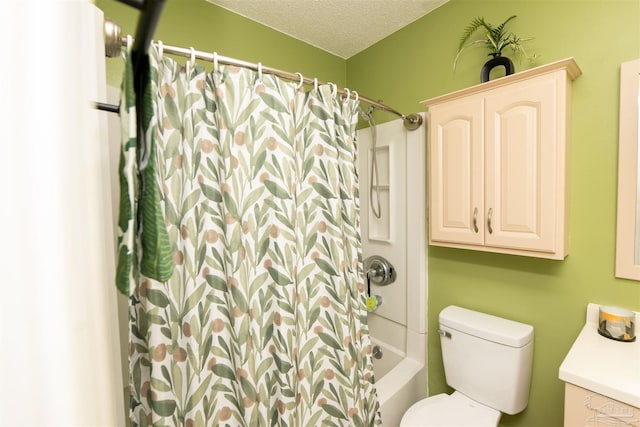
[372,332,427,426]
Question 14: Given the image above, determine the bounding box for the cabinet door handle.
[487,208,493,234]
[472,207,479,233]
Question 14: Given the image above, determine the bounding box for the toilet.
[400,306,534,427]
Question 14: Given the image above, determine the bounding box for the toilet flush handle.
[437,329,452,339]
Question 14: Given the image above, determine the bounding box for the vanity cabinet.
[559,303,640,427]
[421,58,581,259]
[564,383,639,427]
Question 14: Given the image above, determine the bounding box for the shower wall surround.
[359,115,427,426]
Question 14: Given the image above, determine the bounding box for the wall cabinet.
[421,58,581,259]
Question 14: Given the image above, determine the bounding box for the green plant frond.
[483,28,499,51]
[494,15,517,38]
[453,39,491,70]
[458,17,490,51]
[494,32,518,53]
[454,14,537,71]
[511,42,539,62]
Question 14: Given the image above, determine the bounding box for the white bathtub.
[372,333,427,426]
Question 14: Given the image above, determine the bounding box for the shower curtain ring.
[189,47,195,66]
[343,88,351,103]
[313,78,318,92]
[157,40,163,59]
[213,52,219,72]
[258,62,263,81]
[126,35,132,51]
[295,72,304,90]
[329,83,337,97]
[352,90,359,103]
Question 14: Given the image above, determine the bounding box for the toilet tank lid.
[439,306,534,348]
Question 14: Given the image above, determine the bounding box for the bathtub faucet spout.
[372,345,383,359]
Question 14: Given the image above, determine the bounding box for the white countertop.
[559,303,640,407]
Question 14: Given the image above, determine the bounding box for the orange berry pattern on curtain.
[125,45,381,426]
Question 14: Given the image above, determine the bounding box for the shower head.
[359,103,378,122]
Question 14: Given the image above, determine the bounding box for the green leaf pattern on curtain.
[117,50,174,296]
[116,52,138,295]
[128,47,381,426]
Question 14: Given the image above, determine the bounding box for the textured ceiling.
[206,0,449,59]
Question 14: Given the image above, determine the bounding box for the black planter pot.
[480,55,515,82]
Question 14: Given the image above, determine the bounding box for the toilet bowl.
[399,306,534,427]
[400,392,501,427]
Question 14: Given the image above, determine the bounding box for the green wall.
[96,0,346,88]
[348,1,640,426]
[96,1,640,426]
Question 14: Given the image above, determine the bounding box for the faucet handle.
[364,255,396,286]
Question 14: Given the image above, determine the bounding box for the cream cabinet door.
[428,96,484,246]
[564,383,640,427]
[423,58,578,259]
[484,74,560,253]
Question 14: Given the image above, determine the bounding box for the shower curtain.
[121,46,381,426]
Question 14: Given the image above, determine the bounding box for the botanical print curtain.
[123,45,381,426]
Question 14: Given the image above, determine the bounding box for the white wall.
[0,2,124,425]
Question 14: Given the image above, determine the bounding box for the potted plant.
[454,15,536,82]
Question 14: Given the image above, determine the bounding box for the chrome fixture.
[372,345,383,359]
[437,329,452,339]
[364,255,396,286]
[104,18,122,58]
[403,113,424,131]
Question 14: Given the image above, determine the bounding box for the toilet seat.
[400,391,501,427]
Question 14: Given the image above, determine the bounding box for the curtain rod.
[99,25,423,130]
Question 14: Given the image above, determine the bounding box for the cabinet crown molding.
[421,57,582,107]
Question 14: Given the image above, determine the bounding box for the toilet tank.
[438,306,534,415]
